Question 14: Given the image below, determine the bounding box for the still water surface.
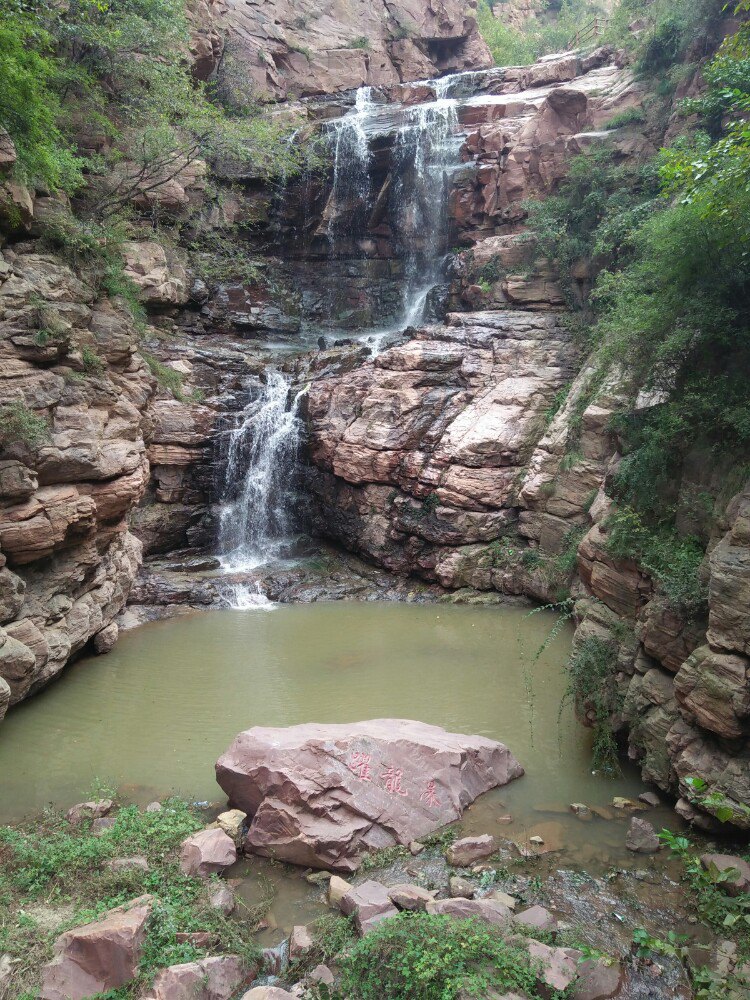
[0,602,652,836]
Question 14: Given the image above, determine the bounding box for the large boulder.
[39,895,152,1000]
[216,719,523,871]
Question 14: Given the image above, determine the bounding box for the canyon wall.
[302,49,750,828]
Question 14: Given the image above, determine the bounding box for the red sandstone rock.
[574,957,623,1000]
[288,925,313,960]
[66,799,114,824]
[514,904,557,931]
[625,817,660,854]
[426,897,513,928]
[179,828,237,877]
[525,939,580,993]
[340,880,398,935]
[216,719,523,872]
[388,883,435,911]
[143,955,247,1000]
[39,895,152,1000]
[446,834,496,867]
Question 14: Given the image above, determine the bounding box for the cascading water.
[323,72,466,340]
[217,369,305,573]
[391,80,460,329]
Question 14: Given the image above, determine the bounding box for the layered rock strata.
[216,719,524,871]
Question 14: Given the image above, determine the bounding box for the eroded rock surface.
[216,719,523,871]
[39,895,152,1000]
[0,249,150,709]
[219,0,492,101]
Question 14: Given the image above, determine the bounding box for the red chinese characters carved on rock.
[420,779,440,808]
[348,752,373,782]
[381,766,408,796]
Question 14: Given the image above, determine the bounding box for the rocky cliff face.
[216,0,492,100]
[302,48,750,827]
[0,251,149,717]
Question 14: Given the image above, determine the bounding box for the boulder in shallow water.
[179,828,237,877]
[625,817,660,854]
[215,719,523,872]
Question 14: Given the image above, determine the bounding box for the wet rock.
[574,957,623,999]
[288,925,313,961]
[612,797,645,811]
[449,875,476,898]
[570,803,590,816]
[388,883,435,911]
[305,870,332,885]
[216,720,522,871]
[446,834,496,867]
[66,799,114,825]
[426,897,513,928]
[142,955,246,1000]
[514,905,557,931]
[525,939,580,993]
[638,791,660,808]
[625,817,660,854]
[700,854,750,895]
[93,623,119,654]
[340,880,398,935]
[40,895,152,1000]
[0,676,8,722]
[328,875,352,908]
[179,828,237,878]
[213,808,247,847]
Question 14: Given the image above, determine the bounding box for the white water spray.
[218,370,306,572]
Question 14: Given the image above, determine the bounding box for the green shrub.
[564,635,621,775]
[0,401,49,449]
[80,344,105,375]
[602,106,647,130]
[0,798,262,997]
[0,7,84,191]
[477,0,610,68]
[350,36,370,50]
[143,352,185,399]
[604,506,707,616]
[336,912,550,999]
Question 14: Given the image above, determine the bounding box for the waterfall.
[324,78,462,337]
[391,90,460,328]
[217,370,305,572]
[327,86,374,249]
